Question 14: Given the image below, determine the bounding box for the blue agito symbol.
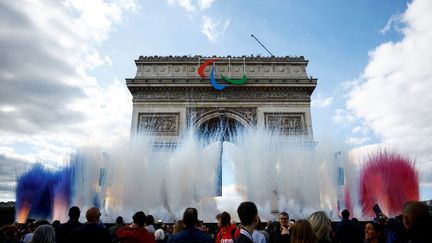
[198,58,247,91]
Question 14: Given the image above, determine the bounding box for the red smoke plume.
[360,150,419,217]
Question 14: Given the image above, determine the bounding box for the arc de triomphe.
[126,56,317,144]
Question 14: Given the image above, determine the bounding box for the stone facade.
[126,56,317,143]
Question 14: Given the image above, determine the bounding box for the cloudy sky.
[1,0,431,201]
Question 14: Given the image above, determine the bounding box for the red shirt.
[216,224,238,243]
[116,226,156,243]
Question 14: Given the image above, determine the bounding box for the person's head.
[201,224,209,233]
[290,220,318,243]
[289,219,296,229]
[365,222,385,243]
[183,208,198,227]
[31,225,56,243]
[133,211,146,227]
[173,220,185,234]
[51,220,60,228]
[308,211,331,241]
[265,220,274,232]
[341,210,350,220]
[279,212,289,227]
[196,220,203,228]
[27,223,36,232]
[237,201,258,227]
[220,211,231,227]
[256,217,264,230]
[402,201,429,232]
[116,216,124,225]
[68,206,80,221]
[85,207,101,223]
[155,226,166,240]
[146,214,155,226]
[216,213,222,228]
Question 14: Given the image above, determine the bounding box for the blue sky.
[1,0,431,201]
[93,0,407,144]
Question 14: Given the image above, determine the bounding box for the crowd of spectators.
[0,200,431,243]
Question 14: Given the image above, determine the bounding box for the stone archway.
[127,56,317,145]
[196,115,245,142]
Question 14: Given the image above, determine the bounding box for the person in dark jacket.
[269,212,290,243]
[69,207,111,243]
[333,209,363,243]
[168,208,212,243]
[402,201,432,243]
[55,206,83,243]
[110,216,124,242]
[235,201,258,243]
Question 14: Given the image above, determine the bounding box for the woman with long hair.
[308,211,332,243]
[290,220,318,243]
[173,220,185,234]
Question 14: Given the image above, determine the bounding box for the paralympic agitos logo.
[198,58,247,91]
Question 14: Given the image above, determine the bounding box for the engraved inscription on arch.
[137,113,180,136]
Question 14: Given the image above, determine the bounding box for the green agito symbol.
[198,58,247,91]
[220,73,247,85]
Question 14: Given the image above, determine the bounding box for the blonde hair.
[290,220,318,243]
[308,211,331,241]
[173,219,185,234]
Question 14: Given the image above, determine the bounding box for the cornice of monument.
[135,55,308,64]
[126,80,317,88]
[128,55,317,82]
[128,86,314,103]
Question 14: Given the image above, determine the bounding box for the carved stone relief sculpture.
[137,113,180,136]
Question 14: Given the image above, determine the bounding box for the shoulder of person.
[235,233,253,243]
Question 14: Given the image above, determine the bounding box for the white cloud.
[332,109,355,124]
[0,0,136,198]
[311,96,334,108]
[345,136,370,146]
[84,50,106,69]
[379,13,403,34]
[345,0,432,199]
[200,15,231,42]
[351,125,369,135]
[167,0,196,12]
[0,106,15,113]
[64,0,138,43]
[337,78,361,92]
[167,0,215,11]
[104,55,113,66]
[165,1,224,41]
[0,154,33,201]
[199,0,215,10]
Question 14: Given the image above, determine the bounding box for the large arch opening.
[197,115,245,142]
